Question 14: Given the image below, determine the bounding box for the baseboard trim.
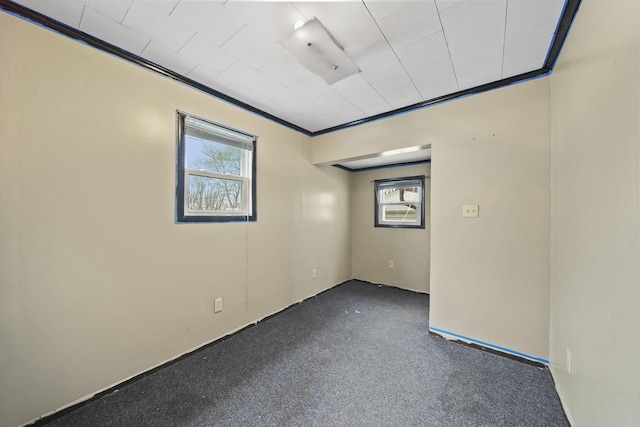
[352,278,429,295]
[25,280,352,426]
[429,327,549,367]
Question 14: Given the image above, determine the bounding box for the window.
[374,176,425,228]
[176,111,256,222]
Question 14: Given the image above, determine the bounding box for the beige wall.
[6,1,640,425]
[0,13,351,427]
[351,164,431,293]
[312,78,552,361]
[428,80,551,362]
[549,0,640,425]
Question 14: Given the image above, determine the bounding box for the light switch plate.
[463,204,479,218]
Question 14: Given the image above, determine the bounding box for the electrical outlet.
[312,269,317,278]
[214,298,223,313]
[463,204,479,218]
[388,260,394,268]
[566,349,572,374]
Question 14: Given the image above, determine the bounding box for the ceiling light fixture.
[279,18,360,85]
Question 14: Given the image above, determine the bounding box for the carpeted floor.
[42,280,568,426]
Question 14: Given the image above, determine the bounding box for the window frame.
[176,111,257,223]
[374,175,425,229]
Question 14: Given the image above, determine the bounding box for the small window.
[374,176,425,228]
[176,111,256,222]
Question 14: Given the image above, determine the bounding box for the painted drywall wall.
[351,164,431,293]
[0,13,351,427]
[549,0,640,424]
[312,78,552,361]
[428,81,551,362]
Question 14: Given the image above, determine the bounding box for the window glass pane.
[382,204,418,222]
[380,187,420,203]
[186,136,242,175]
[188,175,243,212]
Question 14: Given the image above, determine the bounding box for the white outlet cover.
[463,204,479,218]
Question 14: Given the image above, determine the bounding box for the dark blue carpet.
[43,280,568,426]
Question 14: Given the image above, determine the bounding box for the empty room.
[1,0,638,426]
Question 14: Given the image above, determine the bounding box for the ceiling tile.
[376,76,421,101]
[123,1,194,52]
[435,0,464,13]
[79,7,149,55]
[16,0,569,133]
[440,0,507,44]
[373,1,442,49]
[385,89,424,110]
[416,80,460,103]
[186,65,231,92]
[171,1,245,46]
[505,21,556,53]
[506,0,565,36]
[359,101,392,117]
[222,26,283,69]
[179,34,237,74]
[279,92,319,114]
[293,1,364,24]
[286,76,333,101]
[502,47,548,77]
[219,62,270,89]
[252,80,298,104]
[396,31,450,74]
[225,1,305,42]
[15,0,84,28]
[326,10,383,56]
[312,91,360,115]
[141,40,196,76]
[240,96,289,117]
[363,63,414,94]
[223,84,269,108]
[332,75,390,111]
[260,54,311,87]
[277,111,321,131]
[411,57,459,99]
[326,107,365,126]
[82,0,133,23]
[448,23,505,68]
[363,1,409,20]
[150,0,179,15]
[455,51,504,90]
[350,40,399,75]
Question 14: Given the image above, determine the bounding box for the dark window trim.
[374,175,426,229]
[176,111,257,223]
[0,0,581,136]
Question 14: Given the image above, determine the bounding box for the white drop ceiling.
[8,0,567,137]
